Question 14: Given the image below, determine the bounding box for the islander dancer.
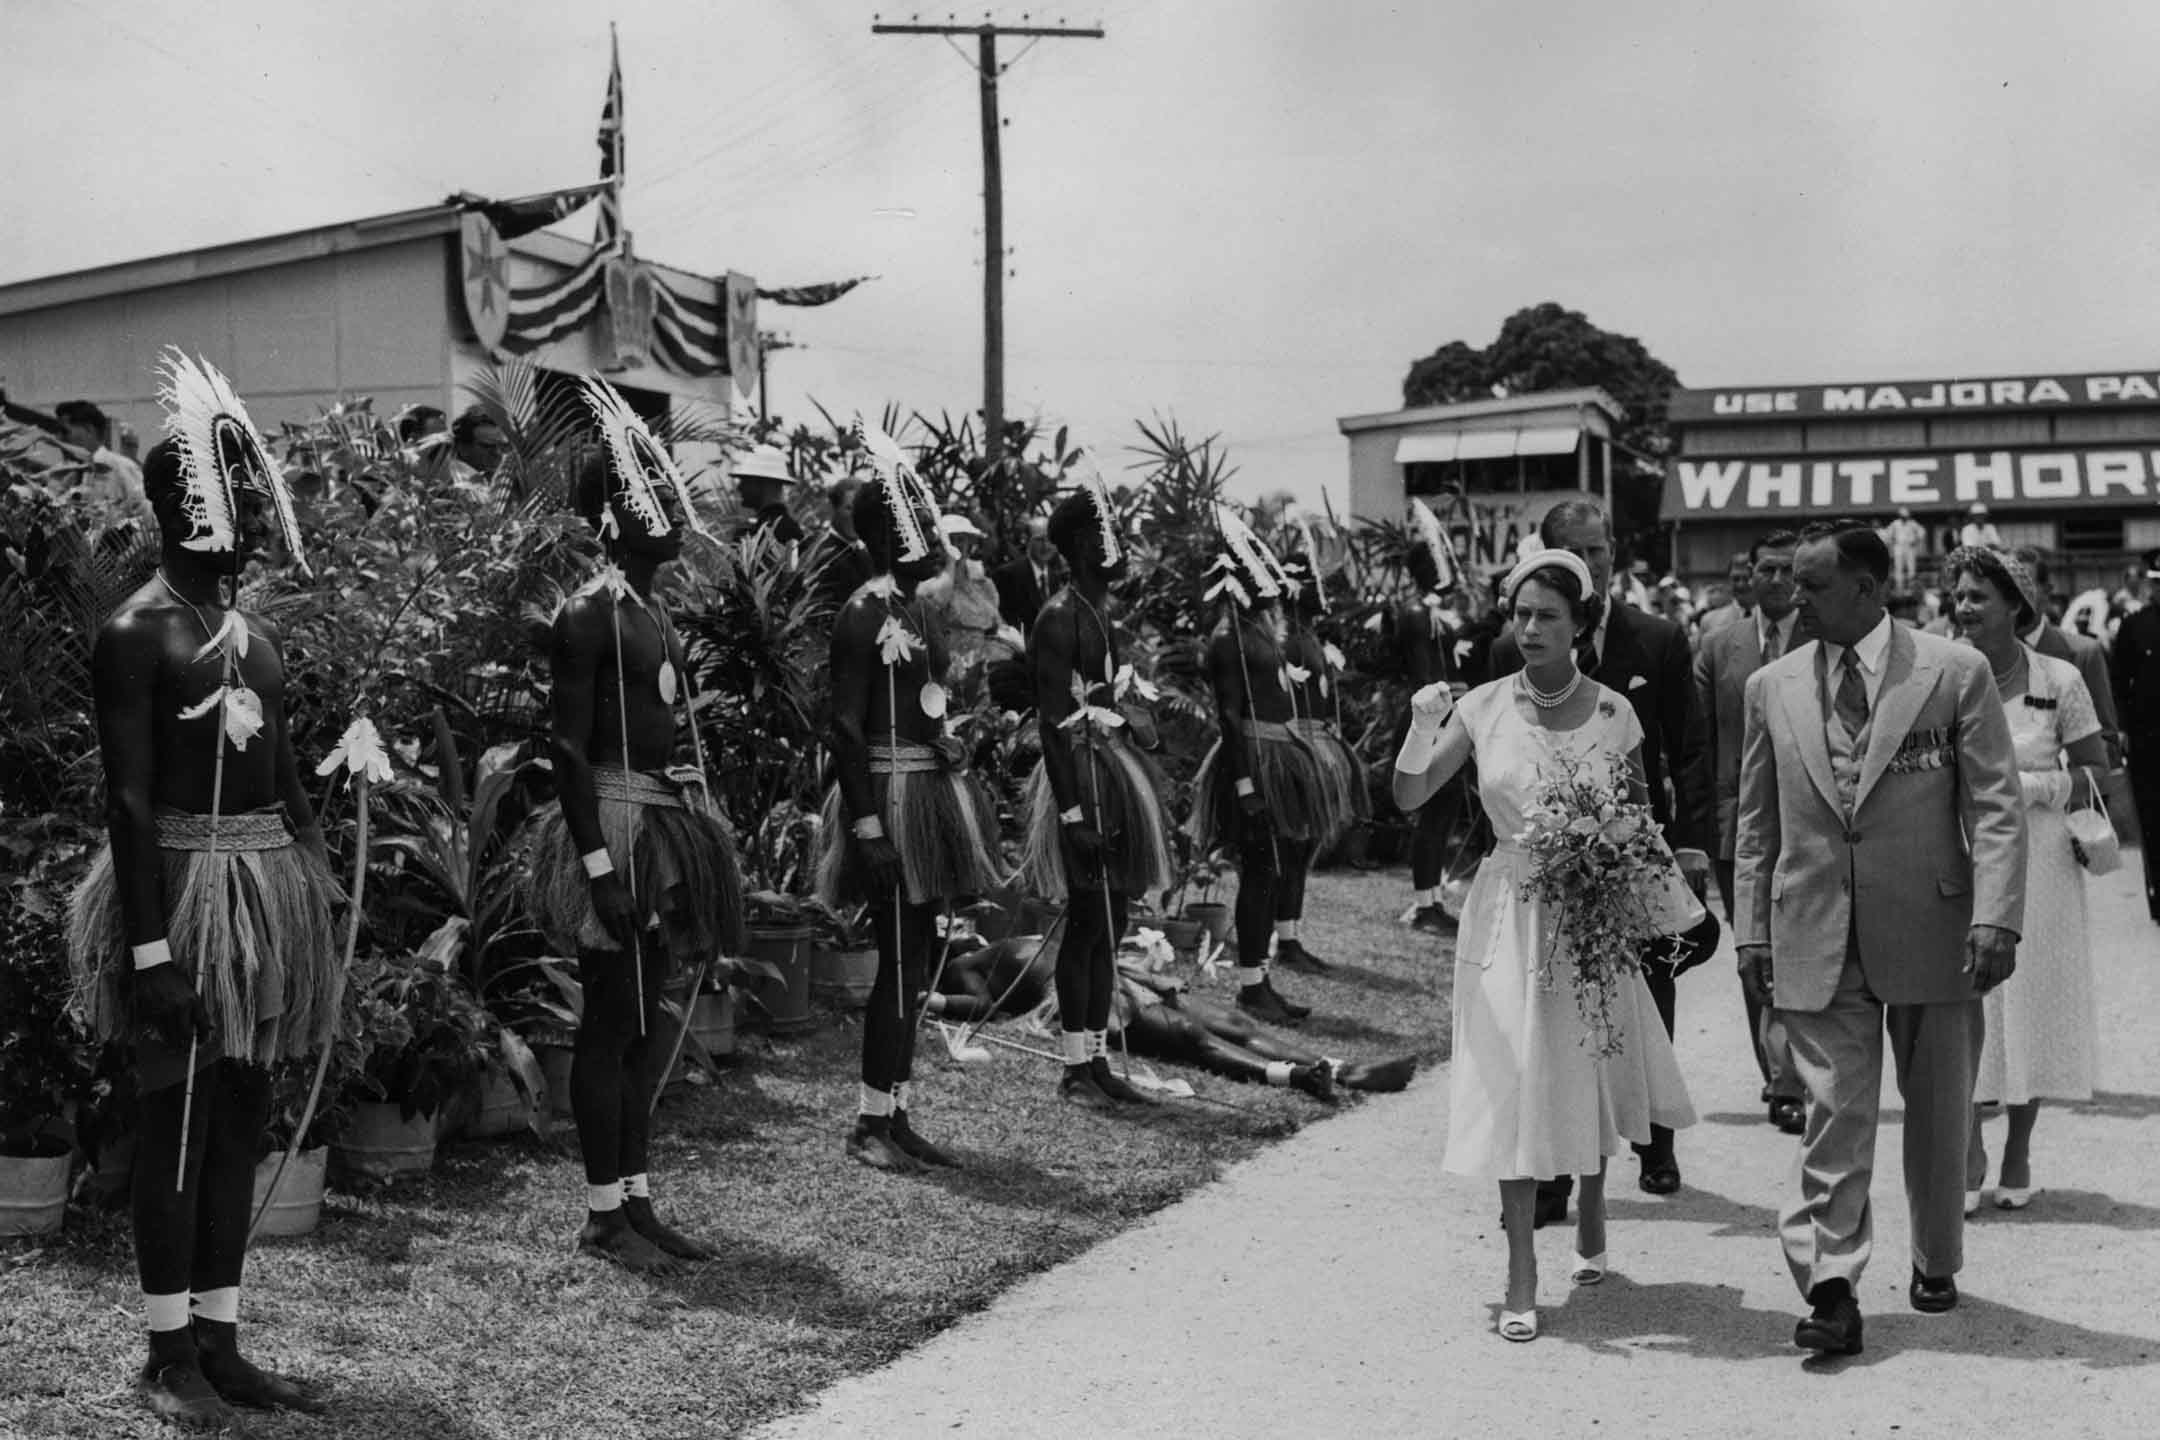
[1275,552,1366,974]
[1190,511,1324,1025]
[816,428,1004,1170]
[68,351,336,1427]
[1399,500,1469,934]
[1018,473,1176,1107]
[529,380,745,1274]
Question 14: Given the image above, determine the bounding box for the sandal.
[1570,1251,1607,1286]
[1994,1187,2034,1210]
[1498,1308,1539,1342]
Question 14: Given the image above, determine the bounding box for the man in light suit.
[1735,521,2025,1357]
[1694,529,1804,1135]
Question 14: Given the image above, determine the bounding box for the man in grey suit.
[1694,529,1805,1135]
[1735,521,2025,1357]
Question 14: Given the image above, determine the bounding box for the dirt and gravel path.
[755,859,2160,1439]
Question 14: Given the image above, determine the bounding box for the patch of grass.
[0,868,1448,1438]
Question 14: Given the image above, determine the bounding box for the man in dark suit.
[1696,529,1805,1135]
[1492,498,1714,1217]
[2013,548,2120,764]
[993,514,1059,638]
[2112,550,2160,922]
[805,474,874,617]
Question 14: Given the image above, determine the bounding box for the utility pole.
[872,16,1103,465]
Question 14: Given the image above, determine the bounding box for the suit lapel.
[1778,641,1842,813]
[1598,605,1644,688]
[1854,624,1940,811]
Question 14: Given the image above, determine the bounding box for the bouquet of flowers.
[1514,747,1681,1056]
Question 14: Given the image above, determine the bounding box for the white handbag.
[2066,785,2122,876]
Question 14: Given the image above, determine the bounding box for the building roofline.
[0,198,732,318]
[1336,387,1623,435]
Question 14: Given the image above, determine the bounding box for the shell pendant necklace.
[159,569,265,750]
[1520,665,1583,711]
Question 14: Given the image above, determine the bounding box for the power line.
[872,18,1105,464]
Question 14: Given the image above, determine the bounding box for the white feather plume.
[1213,507,1282,604]
[1080,457,1123,566]
[857,418,933,563]
[156,348,308,572]
[1410,498,1458,592]
[580,378,714,542]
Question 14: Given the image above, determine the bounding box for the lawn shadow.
[660,1235,902,1330]
[290,1379,500,1439]
[1530,1274,2160,1371]
[1317,961,1428,997]
[653,1075,817,1146]
[921,1151,1117,1216]
[1295,1012,1417,1048]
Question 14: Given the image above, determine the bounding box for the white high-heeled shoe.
[1498,1308,1539,1342]
[1570,1251,1607,1286]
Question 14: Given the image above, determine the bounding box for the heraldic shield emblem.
[459,213,511,354]
[603,257,658,370]
[725,272,759,390]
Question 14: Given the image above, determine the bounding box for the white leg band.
[1418,887,1441,905]
[189,1287,239,1325]
[1086,1030,1109,1060]
[144,1293,192,1334]
[925,992,948,1015]
[1265,1061,1295,1086]
[1236,966,1268,989]
[1060,1030,1089,1064]
[1275,919,1299,941]
[622,1173,651,1200]
[858,1083,896,1118]
[892,1081,910,1111]
[587,1181,623,1212]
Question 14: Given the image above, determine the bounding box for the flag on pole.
[595,25,625,248]
[459,181,612,240]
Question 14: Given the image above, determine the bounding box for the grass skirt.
[527,767,745,962]
[1291,716,1369,838]
[1189,721,1331,851]
[815,741,1006,908]
[68,809,341,1076]
[1017,731,1174,901]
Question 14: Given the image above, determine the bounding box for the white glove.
[1409,681,1456,735]
[2019,769,2073,809]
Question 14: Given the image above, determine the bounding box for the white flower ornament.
[179,686,265,752]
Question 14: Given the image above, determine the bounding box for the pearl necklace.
[1519,665,1583,711]
[1990,649,2025,690]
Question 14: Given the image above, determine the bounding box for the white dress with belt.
[1440,680,1700,1182]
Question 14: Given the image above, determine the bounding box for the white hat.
[729,445,794,483]
[938,513,983,540]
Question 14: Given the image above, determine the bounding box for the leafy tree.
[1402,303,1681,463]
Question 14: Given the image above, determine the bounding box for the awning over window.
[1394,433,1459,463]
[1394,424,1582,463]
[1513,425,1582,457]
[1453,429,1518,461]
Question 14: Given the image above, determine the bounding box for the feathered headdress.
[857,418,938,564]
[1205,506,1284,611]
[1408,498,1458,594]
[1078,457,1123,567]
[156,348,307,572]
[580,378,714,542]
[1279,552,1326,613]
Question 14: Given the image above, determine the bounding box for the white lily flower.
[1059,704,1127,733]
[1323,642,1347,672]
[316,716,393,785]
[1285,663,1312,685]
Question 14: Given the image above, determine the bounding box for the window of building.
[1805,419,1926,451]
[1991,520,2056,551]
[1681,424,1802,457]
[1927,415,2051,448]
[2127,517,2160,551]
[2052,411,2160,444]
[2058,514,2125,553]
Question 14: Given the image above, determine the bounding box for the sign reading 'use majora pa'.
[1667,371,2160,422]
[1663,448,2160,518]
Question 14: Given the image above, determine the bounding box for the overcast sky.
[7,0,2160,507]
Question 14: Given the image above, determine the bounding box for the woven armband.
[1234,777,1256,798]
[581,849,615,880]
[132,940,174,972]
[853,816,886,841]
[1060,805,1086,825]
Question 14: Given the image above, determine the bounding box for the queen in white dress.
[1396,551,1700,1342]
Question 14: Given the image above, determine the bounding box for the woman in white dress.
[1946,547,2108,1211]
[1395,551,1701,1342]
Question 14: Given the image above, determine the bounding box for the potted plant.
[1163,832,1232,949]
[732,799,824,1035]
[328,952,490,1186]
[0,890,96,1238]
[251,1051,360,1239]
[809,901,878,1010]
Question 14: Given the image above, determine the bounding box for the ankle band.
[587,1180,623,1213]
[891,1081,910,1111]
[189,1287,239,1325]
[858,1083,896,1118]
[1418,887,1441,905]
[1060,1030,1089,1064]
[1265,1061,1294,1087]
[1275,920,1299,941]
[1236,966,1267,989]
[145,1292,192,1334]
[622,1173,651,1200]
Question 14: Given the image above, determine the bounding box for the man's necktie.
[1834,650,1868,736]
[1762,627,1781,664]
